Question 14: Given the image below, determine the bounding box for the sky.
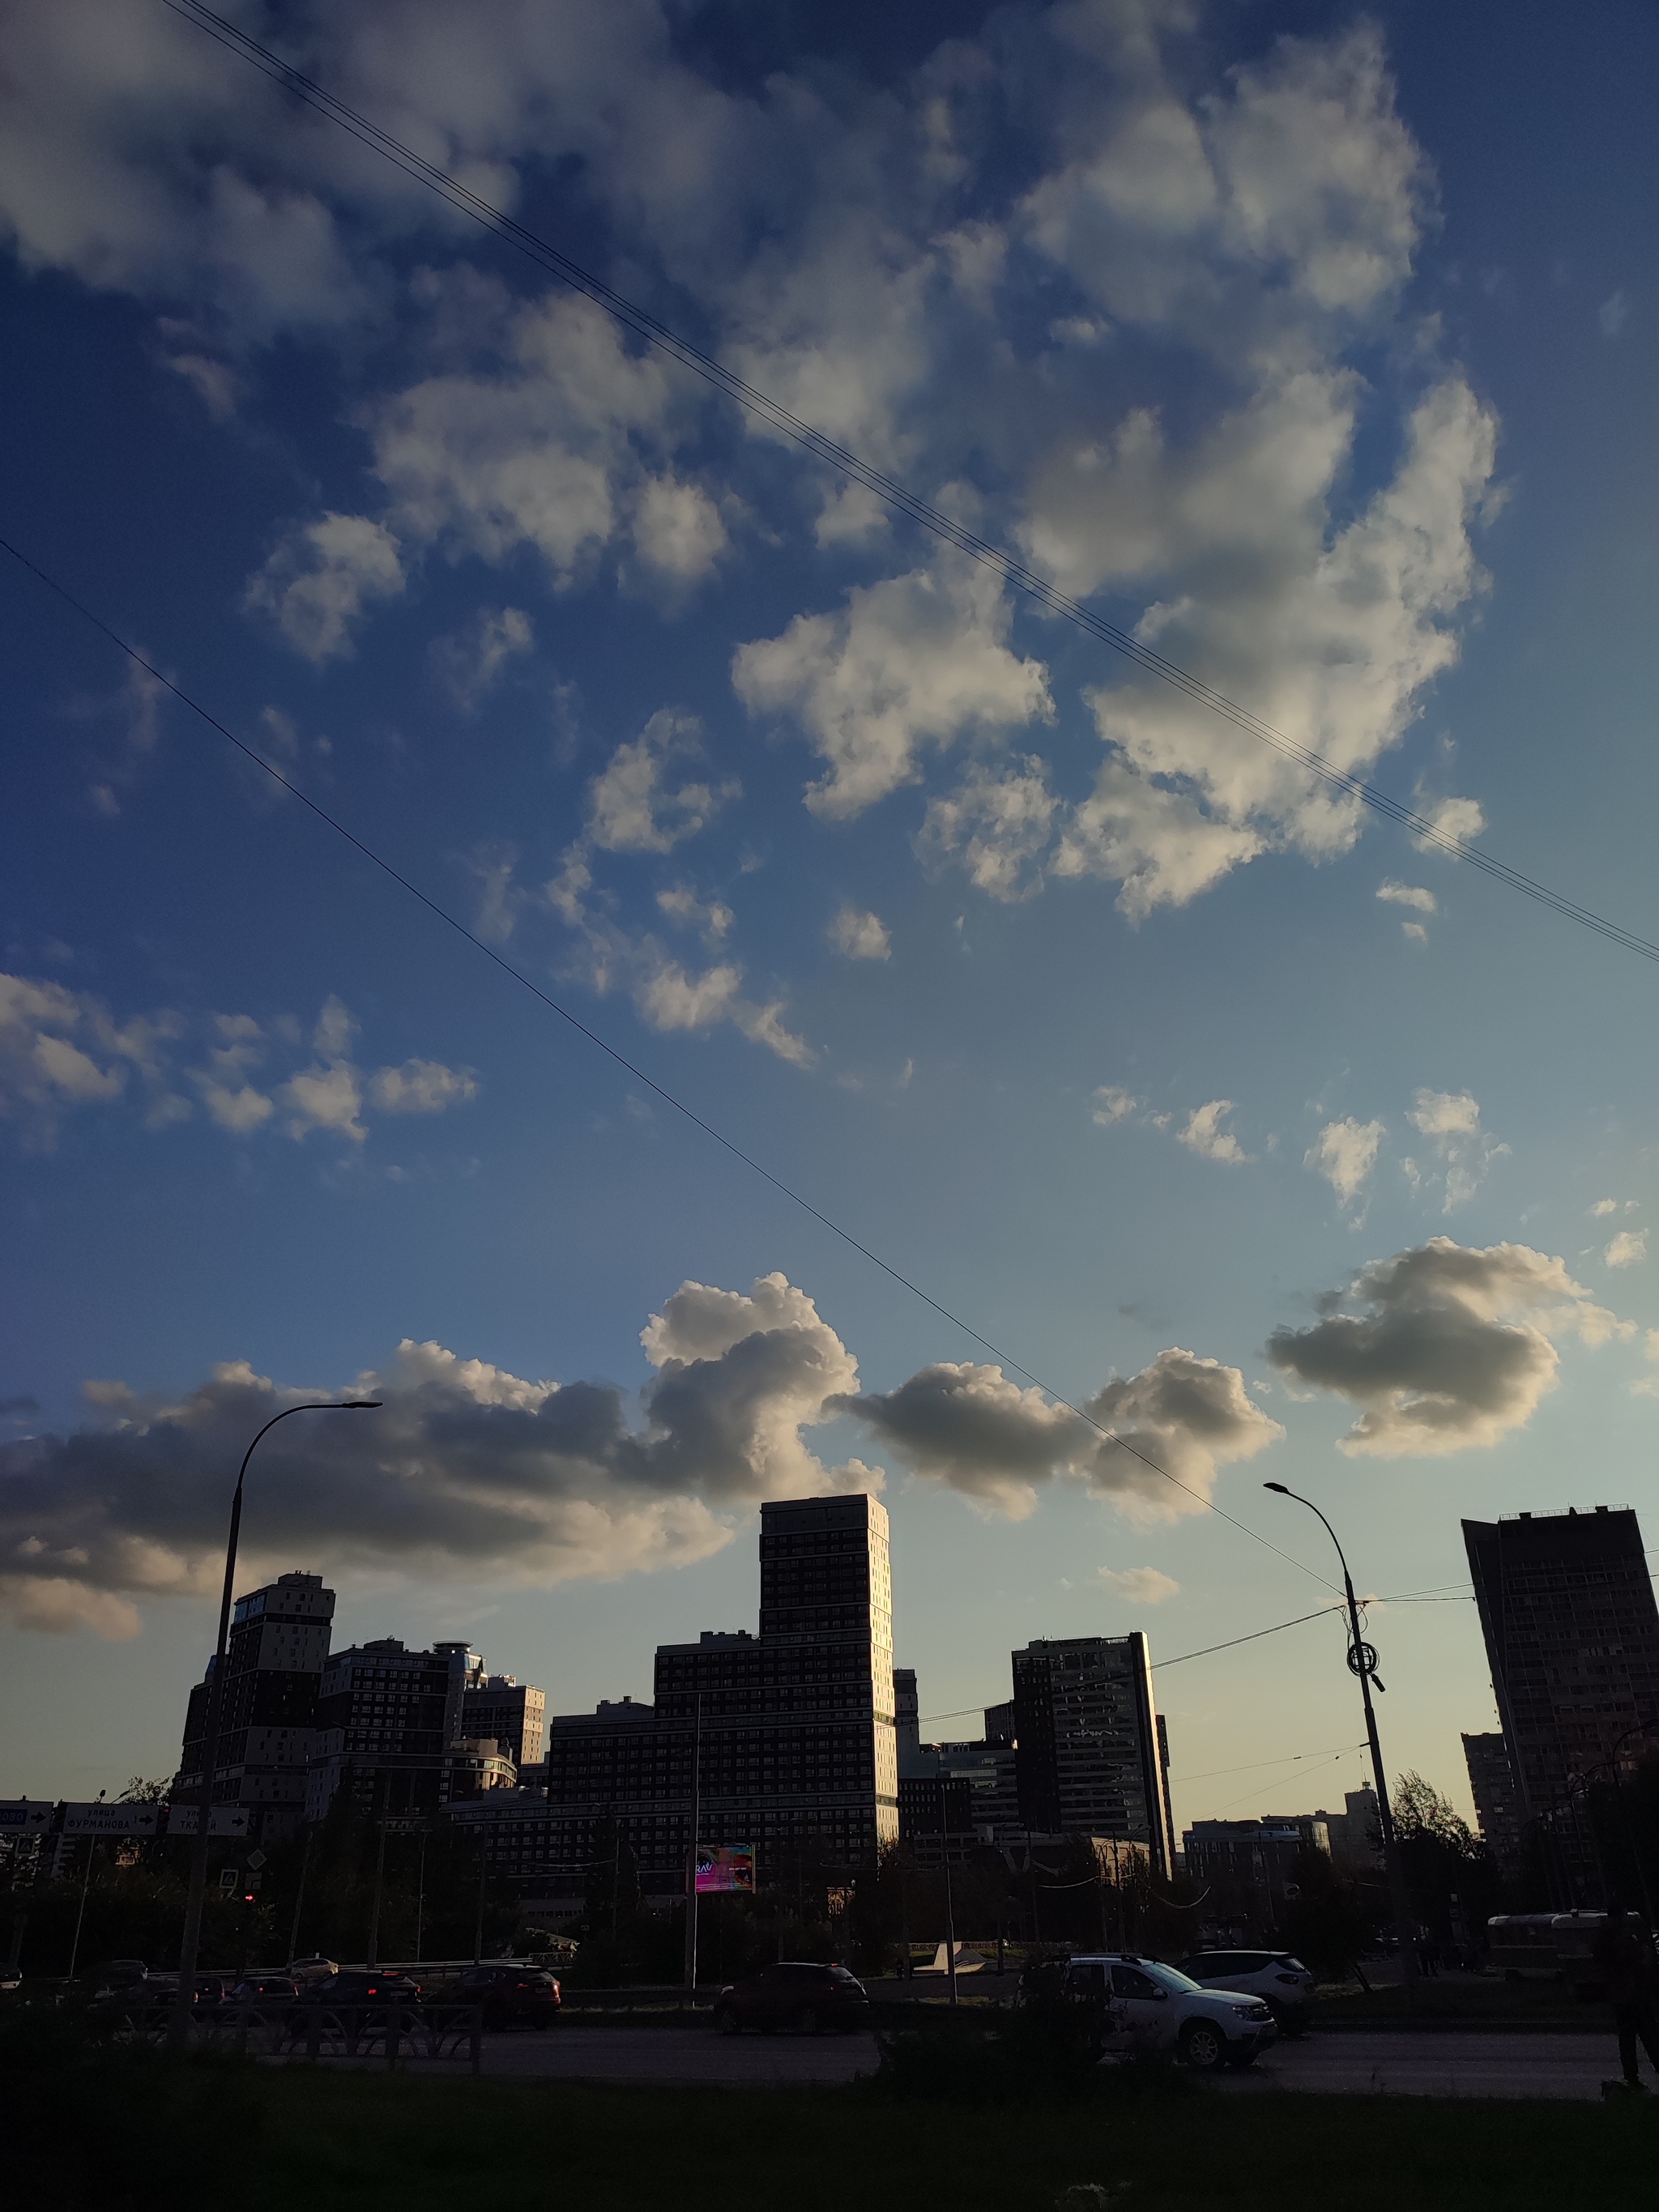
[2,0,1657,1841]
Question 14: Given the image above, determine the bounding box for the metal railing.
[106,1998,485,2071]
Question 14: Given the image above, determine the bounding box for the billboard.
[694,1844,755,1895]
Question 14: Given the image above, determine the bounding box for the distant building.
[463,1672,546,1767]
[1316,1785,1383,1873]
[894,1668,921,1767]
[176,1571,335,1840]
[1183,1815,1328,1933]
[1012,1634,1174,1880]
[1461,1731,1525,1882]
[983,1702,1016,1747]
[305,1636,479,1821]
[1464,1507,1659,1903]
[456,1493,899,1909]
[898,1735,1021,1865]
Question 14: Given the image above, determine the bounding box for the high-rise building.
[176,1571,335,1839]
[463,1671,546,1767]
[893,1668,921,1768]
[305,1636,480,1820]
[1011,1634,1174,1879]
[1314,1785,1383,1873]
[1462,1731,1525,1882]
[459,1493,899,1909]
[1463,1507,1659,1899]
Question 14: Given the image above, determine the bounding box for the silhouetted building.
[458,1493,898,1907]
[894,1668,921,1767]
[1012,1634,1173,1879]
[1464,1507,1659,1902]
[177,1571,334,1839]
[463,1672,545,1767]
[1183,1815,1328,1934]
[1315,1784,1383,1873]
[305,1636,478,1820]
[1462,1731,1525,1882]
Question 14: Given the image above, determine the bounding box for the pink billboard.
[695,1844,755,1894]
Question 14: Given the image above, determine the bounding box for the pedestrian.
[1594,1908,1659,2094]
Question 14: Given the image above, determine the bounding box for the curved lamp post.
[170,1400,378,2046]
[1263,1482,1419,1988]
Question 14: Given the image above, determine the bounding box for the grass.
[254,2070,1657,2211]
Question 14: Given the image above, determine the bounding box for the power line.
[1208,1745,1365,1818]
[160,0,1659,971]
[0,531,1337,1598]
[1173,1741,1367,1785]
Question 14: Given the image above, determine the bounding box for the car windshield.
[1140,1962,1203,1994]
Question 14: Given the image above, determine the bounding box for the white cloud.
[1600,289,1630,339]
[828,906,892,961]
[732,555,1052,821]
[1605,1230,1647,1270]
[1414,795,1486,848]
[1091,1085,1140,1126]
[1403,1087,1506,1210]
[1097,1565,1179,1605]
[0,970,187,1147]
[1179,1100,1251,1165]
[842,1346,1280,1524]
[0,1272,879,1632]
[245,514,405,664]
[1378,880,1435,914]
[433,605,534,710]
[1269,1237,1630,1456]
[1307,1116,1385,1208]
[657,885,735,944]
[368,1059,480,1115]
[918,758,1058,902]
[587,710,736,855]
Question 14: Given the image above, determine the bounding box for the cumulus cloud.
[828,906,892,961]
[1378,881,1435,914]
[918,758,1058,902]
[1403,1087,1506,1210]
[245,514,405,663]
[1414,795,1486,848]
[1097,1565,1179,1605]
[1605,1230,1647,1270]
[587,710,736,855]
[657,885,734,944]
[0,971,184,1146]
[841,1346,1280,1524]
[1268,1237,1629,1456]
[1092,1086,1140,1126]
[433,605,534,710]
[732,556,1052,820]
[368,1059,480,1115]
[1307,1116,1385,1209]
[0,1272,880,1634]
[1178,1100,1252,1165]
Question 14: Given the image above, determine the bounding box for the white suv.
[1060,1953,1278,2073]
[1172,1950,1316,2032]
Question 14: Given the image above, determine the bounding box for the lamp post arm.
[169,1399,377,2048]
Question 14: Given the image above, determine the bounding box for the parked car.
[226,1975,301,2005]
[713,1961,871,2035]
[1060,1954,1277,2073]
[92,1958,149,1997]
[429,1963,561,2028]
[1172,1950,1316,2031]
[286,1954,340,1985]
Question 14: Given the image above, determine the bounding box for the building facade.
[1183,1815,1329,1934]
[305,1636,481,1821]
[1461,1731,1526,1883]
[1012,1634,1173,1880]
[459,1492,900,1909]
[463,1672,546,1768]
[1464,1506,1659,1901]
[176,1571,335,1839]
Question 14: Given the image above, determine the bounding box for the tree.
[1392,1770,1502,1954]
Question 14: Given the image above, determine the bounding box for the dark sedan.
[433,1963,561,2029]
[713,1961,870,2035]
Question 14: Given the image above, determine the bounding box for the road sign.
[246,1849,267,1869]
[382,1817,430,1835]
[217,1867,238,1891]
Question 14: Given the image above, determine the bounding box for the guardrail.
[102,2000,486,2072]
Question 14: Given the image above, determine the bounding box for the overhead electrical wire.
[1173,1741,1368,1786]
[159,0,1659,971]
[0,531,1337,1599]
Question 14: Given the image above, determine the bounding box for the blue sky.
[2,0,1657,1836]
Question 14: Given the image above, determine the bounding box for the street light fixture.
[169,1399,379,2047]
[1262,1482,1419,1988]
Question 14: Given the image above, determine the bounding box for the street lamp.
[170,1399,378,2047]
[1262,1482,1419,1988]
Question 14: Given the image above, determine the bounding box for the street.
[368,2024,1633,2099]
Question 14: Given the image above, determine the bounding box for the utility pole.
[683,1691,703,1995]
[366,1813,388,1970]
[66,1796,105,1984]
[1264,1484,1419,1992]
[943,1852,958,2008]
[287,1828,313,1967]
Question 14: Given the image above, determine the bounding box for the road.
[373,2024,1630,2099]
